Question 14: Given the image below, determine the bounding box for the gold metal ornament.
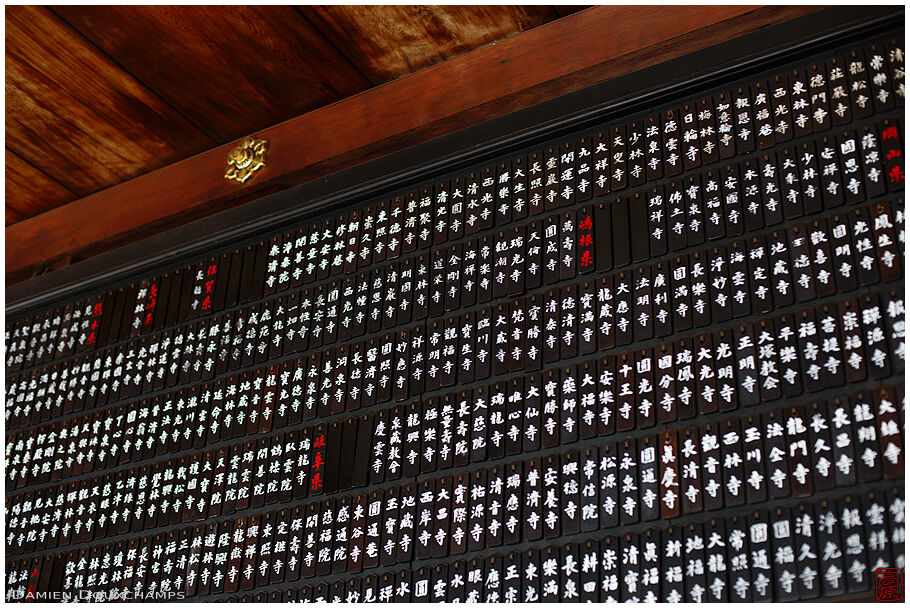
[224,137,268,184]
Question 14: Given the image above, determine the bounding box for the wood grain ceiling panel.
[552,5,589,17]
[54,5,373,142]
[5,150,77,226]
[298,5,567,84]
[5,6,214,197]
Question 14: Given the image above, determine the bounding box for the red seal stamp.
[875,567,904,602]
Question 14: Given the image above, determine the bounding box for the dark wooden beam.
[7,4,823,283]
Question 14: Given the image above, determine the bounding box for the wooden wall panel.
[299,5,565,84]
[5,6,214,196]
[54,6,373,142]
[4,151,76,226]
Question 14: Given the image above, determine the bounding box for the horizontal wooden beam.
[6,4,823,283]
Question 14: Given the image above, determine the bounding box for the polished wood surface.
[299,5,561,84]
[5,150,76,225]
[6,5,824,283]
[55,6,372,141]
[6,6,213,202]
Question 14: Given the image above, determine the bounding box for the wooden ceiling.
[5,5,585,226]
